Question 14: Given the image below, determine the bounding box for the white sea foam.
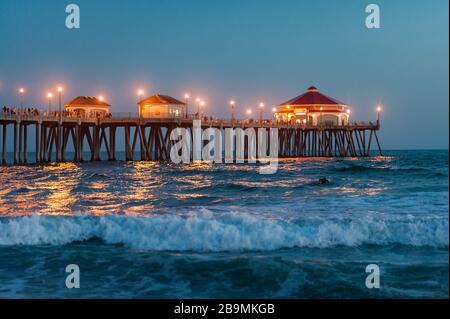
[0,211,448,251]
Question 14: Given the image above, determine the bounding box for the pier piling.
[0,115,383,165]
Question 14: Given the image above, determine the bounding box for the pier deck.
[0,113,382,164]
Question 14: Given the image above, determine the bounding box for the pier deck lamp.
[57,86,63,117]
[200,101,205,117]
[376,105,382,124]
[184,94,189,118]
[259,103,264,124]
[137,89,144,118]
[47,92,53,114]
[196,98,201,119]
[230,100,235,123]
[19,88,25,109]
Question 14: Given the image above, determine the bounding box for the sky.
[0,0,448,149]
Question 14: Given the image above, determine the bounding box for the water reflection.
[0,151,446,218]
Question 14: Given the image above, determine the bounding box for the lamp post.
[196,98,201,119]
[184,94,189,118]
[346,109,351,126]
[259,102,264,125]
[247,109,252,121]
[47,92,53,115]
[200,101,205,119]
[230,100,235,123]
[376,106,381,125]
[19,88,25,110]
[138,89,144,118]
[57,86,63,117]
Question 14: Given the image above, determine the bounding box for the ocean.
[0,150,448,298]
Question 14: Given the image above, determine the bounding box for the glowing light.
[272,107,277,112]
[247,109,252,115]
[19,88,25,94]
[138,89,144,96]
[320,107,323,111]
[259,102,264,108]
[230,100,235,105]
[287,105,290,109]
[184,93,190,99]
[47,92,53,98]
[377,106,382,112]
[196,97,201,103]
[200,101,205,107]
[57,86,63,92]
[98,96,104,101]
[347,109,351,114]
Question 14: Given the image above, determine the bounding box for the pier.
[0,113,382,165]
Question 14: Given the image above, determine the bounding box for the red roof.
[138,94,185,105]
[64,96,111,107]
[279,86,345,106]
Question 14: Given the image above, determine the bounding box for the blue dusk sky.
[0,0,448,149]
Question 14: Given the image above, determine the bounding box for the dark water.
[0,150,448,298]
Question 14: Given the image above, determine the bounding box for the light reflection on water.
[0,151,448,298]
[0,151,447,218]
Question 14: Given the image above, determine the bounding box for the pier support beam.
[1,124,6,164]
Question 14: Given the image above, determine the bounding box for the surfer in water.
[318,177,329,184]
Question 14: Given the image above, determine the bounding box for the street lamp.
[376,105,382,124]
[184,93,189,118]
[247,109,252,120]
[98,95,104,101]
[137,89,144,117]
[19,88,25,110]
[200,101,205,118]
[47,92,53,114]
[259,102,264,124]
[230,100,235,123]
[57,86,63,117]
[196,98,201,119]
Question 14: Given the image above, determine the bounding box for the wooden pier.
[0,113,382,165]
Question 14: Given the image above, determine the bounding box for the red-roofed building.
[138,94,186,118]
[275,86,350,125]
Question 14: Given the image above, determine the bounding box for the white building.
[138,94,186,118]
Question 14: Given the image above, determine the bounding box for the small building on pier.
[138,94,186,118]
[275,86,350,125]
[64,96,111,117]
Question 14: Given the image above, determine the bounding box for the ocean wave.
[0,211,447,251]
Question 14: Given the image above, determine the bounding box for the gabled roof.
[279,86,345,106]
[64,96,111,107]
[138,94,185,105]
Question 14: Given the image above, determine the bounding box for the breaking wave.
[0,211,447,251]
